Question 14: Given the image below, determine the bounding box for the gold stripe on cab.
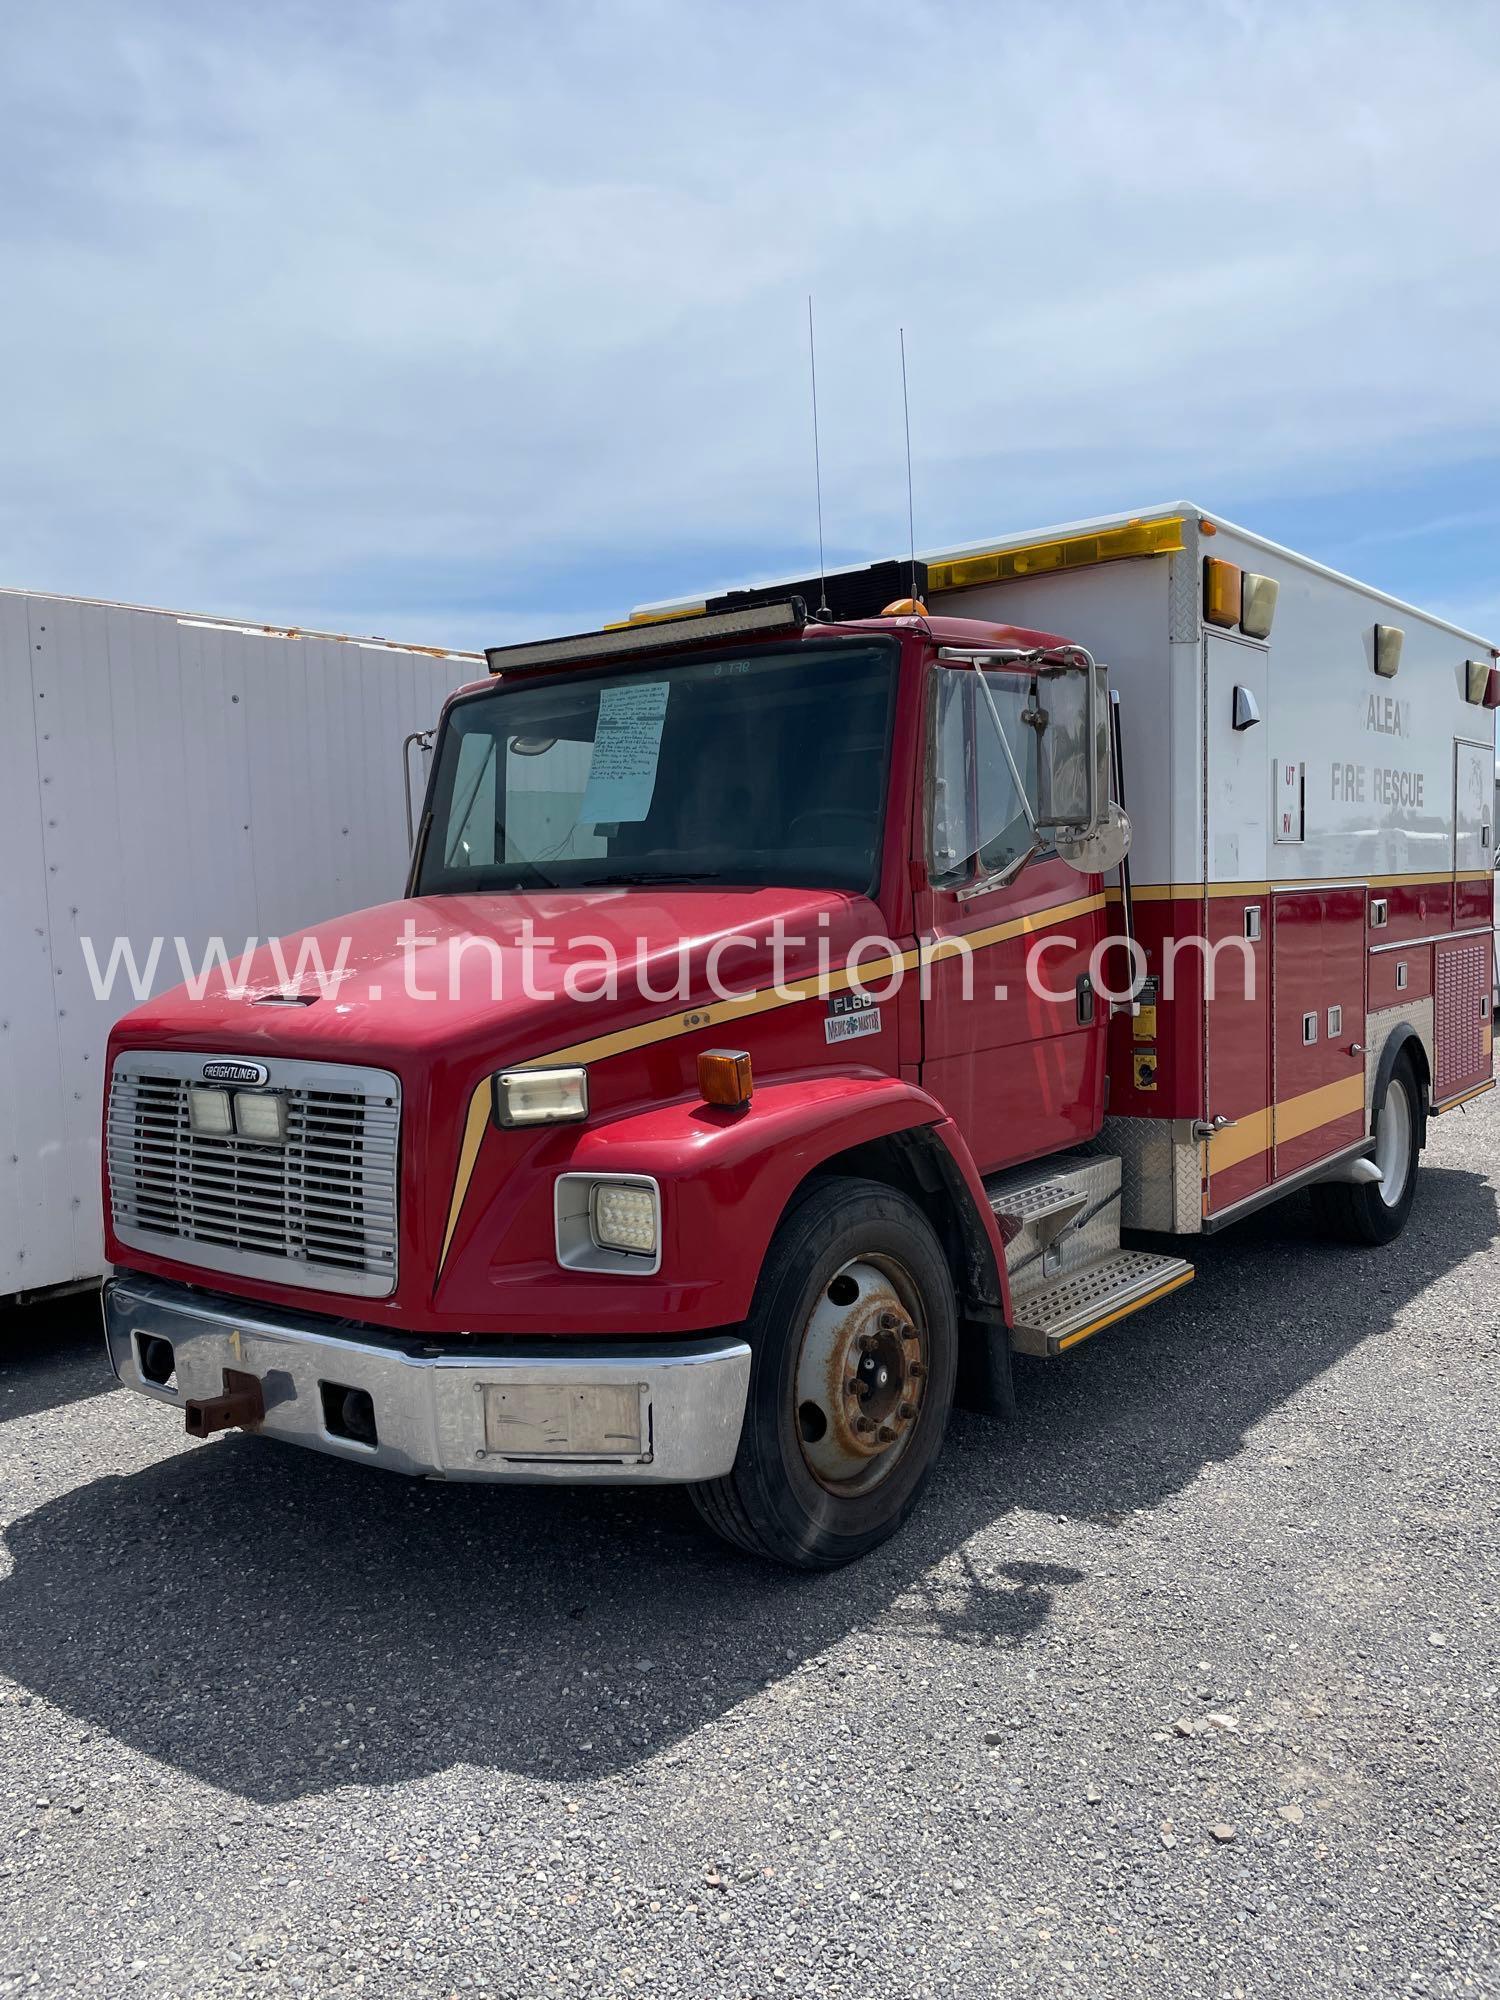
[440,1080,496,1271]
[434,889,1108,1275]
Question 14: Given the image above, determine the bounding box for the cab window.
[928,667,1049,891]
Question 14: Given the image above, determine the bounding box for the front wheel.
[690,1175,958,1569]
[1311,1050,1422,1245]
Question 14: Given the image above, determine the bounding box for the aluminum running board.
[1009,1248,1194,1359]
[988,1153,1122,1302]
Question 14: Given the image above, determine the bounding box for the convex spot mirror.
[1056,799,1132,873]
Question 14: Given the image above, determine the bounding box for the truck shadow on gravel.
[0,1165,1493,1803]
[0,1289,112,1424]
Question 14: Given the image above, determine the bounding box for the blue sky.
[2,0,1498,650]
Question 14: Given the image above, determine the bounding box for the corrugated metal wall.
[0,591,480,1298]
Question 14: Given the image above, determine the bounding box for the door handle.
[1192,1115,1238,1138]
[1348,1042,1365,1056]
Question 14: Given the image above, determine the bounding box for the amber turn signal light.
[698,1048,753,1108]
[1203,557,1243,629]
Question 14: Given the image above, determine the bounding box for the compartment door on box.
[1271,888,1367,1177]
[1433,935,1491,1101]
[1454,739,1495,931]
[1205,634,1270,884]
[1202,633,1272,1213]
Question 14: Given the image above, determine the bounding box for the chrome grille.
[107,1053,401,1297]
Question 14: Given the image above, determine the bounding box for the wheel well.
[1376,1027,1431,1146]
[804,1129,1004,1321]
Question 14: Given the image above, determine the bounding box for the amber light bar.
[926,516,1184,595]
[485,599,808,675]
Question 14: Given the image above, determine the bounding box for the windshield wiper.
[584,870,723,886]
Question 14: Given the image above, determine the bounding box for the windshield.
[415,639,898,895]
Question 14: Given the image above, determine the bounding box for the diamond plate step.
[1009,1247,1194,1358]
[987,1153,1122,1300]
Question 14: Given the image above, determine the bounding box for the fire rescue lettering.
[1330,762,1425,809]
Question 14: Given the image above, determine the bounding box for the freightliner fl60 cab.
[101,507,1498,1567]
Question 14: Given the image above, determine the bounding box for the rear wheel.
[1311,1050,1422,1245]
[689,1176,958,1569]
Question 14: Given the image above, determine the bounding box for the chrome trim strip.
[1370,925,1492,954]
[103,1275,750,1486]
[1199,1139,1375,1233]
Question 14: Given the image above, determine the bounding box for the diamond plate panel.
[1364,998,1433,1124]
[1081,1117,1203,1234]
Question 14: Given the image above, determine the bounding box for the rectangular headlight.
[188,1086,233,1136]
[234,1092,288,1143]
[494,1067,588,1128]
[590,1181,659,1256]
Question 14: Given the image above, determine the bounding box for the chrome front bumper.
[103,1275,751,1484]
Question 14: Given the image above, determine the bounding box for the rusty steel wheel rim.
[793,1253,929,1495]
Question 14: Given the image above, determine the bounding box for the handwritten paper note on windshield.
[580,681,670,826]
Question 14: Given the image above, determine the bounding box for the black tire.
[1310,1050,1422,1246]
[689,1175,959,1569]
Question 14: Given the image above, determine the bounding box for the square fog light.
[234,1091,288,1143]
[590,1181,659,1256]
[188,1086,233,1136]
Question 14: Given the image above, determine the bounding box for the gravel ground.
[2,1102,1498,2000]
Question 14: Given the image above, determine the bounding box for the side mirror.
[1034,659,1113,841]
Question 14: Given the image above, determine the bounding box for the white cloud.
[1,0,1497,648]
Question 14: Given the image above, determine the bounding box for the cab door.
[917,660,1108,1175]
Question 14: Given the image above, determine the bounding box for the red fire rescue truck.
[101,506,1499,1567]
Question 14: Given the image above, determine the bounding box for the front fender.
[439,1071,1004,1336]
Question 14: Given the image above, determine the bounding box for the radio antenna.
[899,326,917,603]
[807,295,832,620]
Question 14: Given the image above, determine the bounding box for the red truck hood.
[109,885,894,1075]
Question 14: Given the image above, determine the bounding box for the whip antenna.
[899,326,917,603]
[807,296,831,620]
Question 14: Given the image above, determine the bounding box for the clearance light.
[1240,572,1279,640]
[187,1086,234,1137]
[698,1048,753,1108]
[1203,558,1243,629]
[926,516,1184,595]
[1374,625,1404,678]
[485,599,807,674]
[879,597,928,617]
[590,1181,660,1256]
[233,1092,288,1143]
[494,1067,589,1127]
